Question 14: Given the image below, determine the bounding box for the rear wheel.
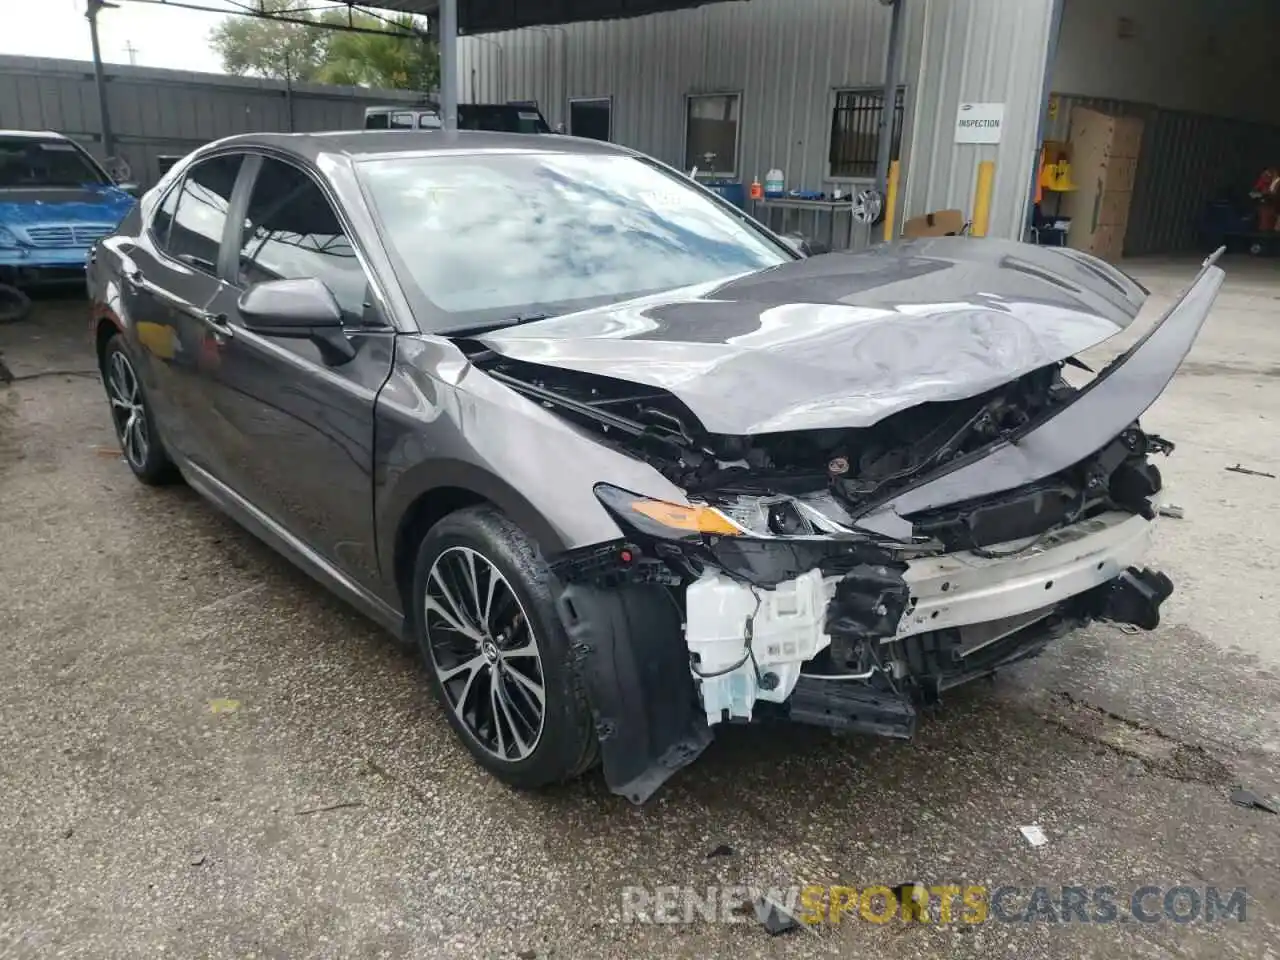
[102,334,178,485]
[412,506,598,788]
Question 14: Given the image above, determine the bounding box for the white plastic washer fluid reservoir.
[685,570,832,725]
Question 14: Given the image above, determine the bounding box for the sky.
[0,0,357,75]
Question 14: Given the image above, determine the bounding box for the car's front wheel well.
[393,486,491,618]
[95,318,120,371]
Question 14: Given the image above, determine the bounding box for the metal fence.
[1048,92,1280,256]
[0,55,423,189]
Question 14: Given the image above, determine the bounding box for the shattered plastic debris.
[1156,503,1185,519]
[1230,787,1279,815]
[1225,463,1276,479]
[1019,825,1049,847]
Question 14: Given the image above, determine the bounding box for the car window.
[150,180,181,248]
[391,113,414,129]
[238,157,369,323]
[0,136,109,188]
[163,155,242,274]
[365,112,390,130]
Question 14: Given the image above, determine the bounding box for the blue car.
[0,130,136,288]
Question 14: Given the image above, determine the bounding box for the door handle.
[192,307,234,340]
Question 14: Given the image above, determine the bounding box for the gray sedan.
[87,131,1223,802]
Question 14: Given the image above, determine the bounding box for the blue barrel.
[703,179,746,209]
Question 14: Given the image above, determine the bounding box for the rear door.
[192,154,396,593]
[124,153,247,468]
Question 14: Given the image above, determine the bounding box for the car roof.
[0,130,70,140]
[205,130,633,164]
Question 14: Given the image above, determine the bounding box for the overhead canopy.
[364,0,727,34]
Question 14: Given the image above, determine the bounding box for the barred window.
[829,87,905,179]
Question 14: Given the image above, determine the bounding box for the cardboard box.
[1061,106,1144,261]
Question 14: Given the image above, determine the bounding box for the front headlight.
[594,483,744,540]
[0,226,20,248]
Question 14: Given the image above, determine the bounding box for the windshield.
[358,152,791,331]
[0,137,108,188]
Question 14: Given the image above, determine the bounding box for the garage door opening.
[1038,0,1280,261]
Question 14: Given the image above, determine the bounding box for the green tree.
[319,13,438,92]
[208,0,327,82]
[209,2,436,91]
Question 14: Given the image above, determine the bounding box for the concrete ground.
[1,256,1278,960]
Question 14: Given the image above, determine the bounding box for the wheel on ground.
[102,334,178,485]
[412,506,598,788]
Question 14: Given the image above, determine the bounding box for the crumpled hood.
[477,237,1148,435]
[0,185,135,229]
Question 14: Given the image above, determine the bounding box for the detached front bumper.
[558,516,1174,803]
[682,509,1167,730]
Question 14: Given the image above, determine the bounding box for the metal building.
[456,0,1056,246]
[0,54,422,188]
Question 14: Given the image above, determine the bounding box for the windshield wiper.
[441,312,553,338]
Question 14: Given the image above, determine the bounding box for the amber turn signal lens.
[629,499,742,536]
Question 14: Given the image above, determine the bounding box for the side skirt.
[176,455,407,640]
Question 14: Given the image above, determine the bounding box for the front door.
[192,155,396,597]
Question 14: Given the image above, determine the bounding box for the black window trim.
[147,151,251,280]
[229,149,393,331]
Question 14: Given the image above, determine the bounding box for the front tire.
[102,334,177,485]
[411,506,598,789]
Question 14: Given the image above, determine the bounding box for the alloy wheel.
[423,546,546,761]
[106,350,150,470]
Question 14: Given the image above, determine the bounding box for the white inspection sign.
[955,102,1005,144]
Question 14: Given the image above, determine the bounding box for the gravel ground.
[1,257,1278,959]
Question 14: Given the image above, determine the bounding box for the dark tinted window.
[165,155,242,273]
[458,105,549,133]
[569,99,611,141]
[239,158,368,322]
[365,111,390,130]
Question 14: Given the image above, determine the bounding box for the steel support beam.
[874,0,905,206]
[86,0,116,159]
[439,0,459,130]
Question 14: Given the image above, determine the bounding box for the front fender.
[374,335,688,576]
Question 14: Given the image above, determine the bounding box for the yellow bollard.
[883,160,900,243]
[971,160,995,238]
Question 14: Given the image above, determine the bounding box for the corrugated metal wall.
[0,55,422,188]
[1047,92,1280,255]
[903,0,1057,241]
[459,0,927,249]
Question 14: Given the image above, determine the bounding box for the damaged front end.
[480,250,1224,804]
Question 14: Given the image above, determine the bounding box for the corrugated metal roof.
[366,0,732,34]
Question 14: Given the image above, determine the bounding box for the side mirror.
[237,278,355,365]
[781,233,812,257]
